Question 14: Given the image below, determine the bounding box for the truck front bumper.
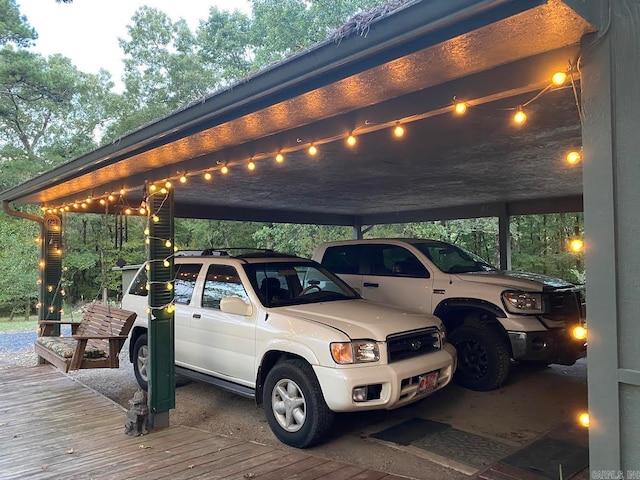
[508,329,586,365]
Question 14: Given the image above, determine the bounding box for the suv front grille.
[387,328,441,363]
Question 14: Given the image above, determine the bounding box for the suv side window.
[368,244,429,278]
[128,267,148,297]
[321,245,361,274]
[174,264,202,304]
[202,264,248,310]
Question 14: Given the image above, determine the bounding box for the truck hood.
[277,299,441,341]
[454,270,574,291]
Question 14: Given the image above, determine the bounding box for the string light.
[393,125,404,137]
[179,175,187,184]
[165,181,172,189]
[566,150,582,165]
[204,171,212,180]
[275,153,284,163]
[346,134,357,147]
[149,184,157,192]
[108,194,114,202]
[308,145,318,156]
[578,412,589,428]
[513,107,527,125]
[247,160,256,171]
[552,71,567,86]
[221,165,229,175]
[120,188,126,195]
[454,101,467,115]
[569,238,584,253]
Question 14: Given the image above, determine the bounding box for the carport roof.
[0,0,596,226]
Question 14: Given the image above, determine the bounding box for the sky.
[17,0,252,89]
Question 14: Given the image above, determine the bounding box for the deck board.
[0,365,407,480]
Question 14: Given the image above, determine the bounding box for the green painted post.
[39,214,63,335]
[147,186,175,426]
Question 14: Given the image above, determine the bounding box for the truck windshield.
[243,261,360,307]
[413,242,497,274]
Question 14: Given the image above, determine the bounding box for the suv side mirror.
[220,297,253,316]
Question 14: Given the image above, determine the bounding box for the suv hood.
[454,270,574,290]
[278,299,441,341]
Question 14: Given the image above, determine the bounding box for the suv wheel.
[132,333,149,391]
[449,320,510,391]
[263,359,334,448]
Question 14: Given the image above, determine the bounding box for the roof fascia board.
[0,0,545,205]
[562,0,608,30]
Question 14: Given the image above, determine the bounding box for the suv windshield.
[243,261,360,307]
[413,242,497,274]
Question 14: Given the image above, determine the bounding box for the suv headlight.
[331,341,380,364]
[502,291,545,314]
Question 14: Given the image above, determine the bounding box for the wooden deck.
[0,364,406,480]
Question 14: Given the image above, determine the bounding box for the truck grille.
[387,328,441,363]
[545,289,582,324]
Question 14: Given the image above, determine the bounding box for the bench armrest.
[72,334,129,340]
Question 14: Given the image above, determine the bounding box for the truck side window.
[321,245,361,274]
[370,245,428,278]
[202,264,248,310]
[174,264,202,304]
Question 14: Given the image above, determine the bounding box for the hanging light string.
[39,65,582,213]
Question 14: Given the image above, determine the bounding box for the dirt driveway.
[68,349,588,480]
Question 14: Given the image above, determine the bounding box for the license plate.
[418,371,439,393]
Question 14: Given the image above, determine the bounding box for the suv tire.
[449,320,510,391]
[263,359,334,448]
[132,333,149,391]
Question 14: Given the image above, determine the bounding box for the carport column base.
[149,411,170,429]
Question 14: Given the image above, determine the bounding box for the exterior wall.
[580,0,640,472]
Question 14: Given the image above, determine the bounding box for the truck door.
[360,244,433,314]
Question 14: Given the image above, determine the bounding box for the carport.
[1,0,638,472]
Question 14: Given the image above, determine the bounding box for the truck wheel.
[132,333,149,391]
[263,359,334,448]
[449,322,510,391]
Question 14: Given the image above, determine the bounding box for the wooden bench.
[35,302,137,373]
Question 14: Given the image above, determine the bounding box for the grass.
[0,317,39,333]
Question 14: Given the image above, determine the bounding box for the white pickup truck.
[312,238,587,391]
[122,249,456,448]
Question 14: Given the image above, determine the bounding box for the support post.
[40,214,63,335]
[498,204,511,271]
[147,187,175,427]
[580,1,640,471]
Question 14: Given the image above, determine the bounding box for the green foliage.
[252,223,351,257]
[0,0,37,48]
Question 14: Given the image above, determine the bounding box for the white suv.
[123,250,456,448]
[312,239,587,391]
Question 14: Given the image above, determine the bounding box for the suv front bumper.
[313,343,456,412]
[508,330,586,365]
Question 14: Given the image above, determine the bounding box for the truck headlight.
[331,341,380,364]
[502,291,545,314]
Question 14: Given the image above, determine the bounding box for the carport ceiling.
[0,0,596,225]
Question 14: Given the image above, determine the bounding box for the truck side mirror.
[220,297,253,316]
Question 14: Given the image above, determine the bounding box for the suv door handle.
[363,282,379,288]
[193,313,201,319]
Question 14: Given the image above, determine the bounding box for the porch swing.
[34,207,137,373]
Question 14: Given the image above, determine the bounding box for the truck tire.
[449,321,510,391]
[263,359,334,448]
[132,333,149,391]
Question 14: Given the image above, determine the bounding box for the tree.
[0,0,37,48]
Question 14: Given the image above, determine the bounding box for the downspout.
[3,200,43,225]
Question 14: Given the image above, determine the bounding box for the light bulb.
[144,228,150,235]
[204,172,212,180]
[454,102,467,115]
[275,153,284,163]
[149,184,157,192]
[139,207,146,215]
[108,195,114,201]
[73,203,79,209]
[166,282,173,290]
[120,188,125,195]
[81,203,87,209]
[153,215,159,223]
[247,161,256,171]
[221,165,229,175]
[179,175,187,184]
[346,135,357,147]
[124,208,132,215]
[393,125,404,137]
[569,239,584,253]
[566,151,582,165]
[160,188,167,194]
[165,181,172,189]
[308,145,318,156]
[99,199,106,206]
[578,412,589,428]
[513,109,527,124]
[163,260,170,267]
[552,71,567,86]
[165,240,172,248]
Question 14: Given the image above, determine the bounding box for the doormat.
[501,436,588,480]
[370,418,515,468]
